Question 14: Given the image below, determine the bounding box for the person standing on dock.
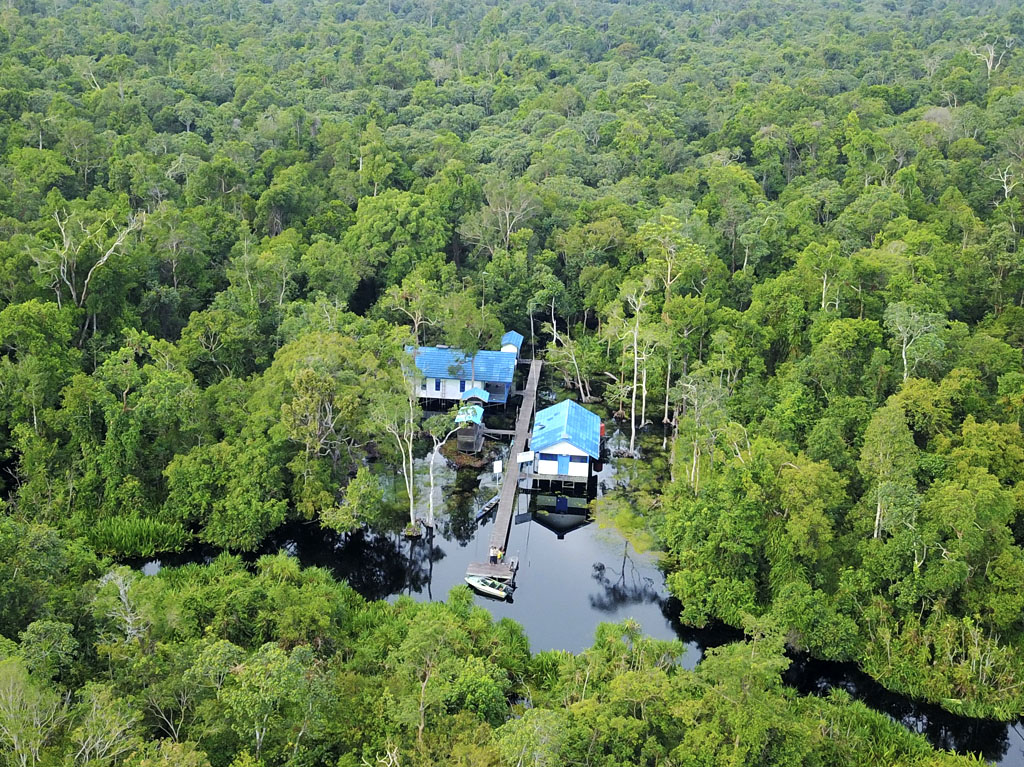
[489,546,498,564]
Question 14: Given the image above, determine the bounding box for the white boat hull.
[464,575,511,599]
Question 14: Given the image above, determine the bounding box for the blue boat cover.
[530,400,601,459]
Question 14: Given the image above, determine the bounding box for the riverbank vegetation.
[0,533,980,766]
[2,0,1024,746]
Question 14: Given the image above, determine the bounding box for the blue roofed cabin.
[406,345,516,404]
[500,330,525,359]
[530,400,601,480]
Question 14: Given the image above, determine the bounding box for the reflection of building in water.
[527,494,590,539]
[531,510,590,539]
[536,493,588,510]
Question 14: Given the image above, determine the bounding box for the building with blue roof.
[405,345,516,404]
[529,400,602,480]
[500,330,525,358]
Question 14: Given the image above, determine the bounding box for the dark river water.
[139,427,1024,765]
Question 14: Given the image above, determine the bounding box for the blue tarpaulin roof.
[461,387,490,402]
[455,404,484,425]
[530,400,601,459]
[405,346,516,384]
[501,331,525,351]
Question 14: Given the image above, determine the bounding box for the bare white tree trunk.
[639,348,649,428]
[426,426,458,528]
[967,38,1014,78]
[663,355,672,425]
[629,315,640,456]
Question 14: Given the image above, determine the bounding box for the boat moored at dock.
[464,574,514,599]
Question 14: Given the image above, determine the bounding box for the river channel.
[139,424,1024,765]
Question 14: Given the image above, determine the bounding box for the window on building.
[459,380,466,392]
[420,379,426,390]
[538,453,557,461]
[434,379,441,392]
[570,455,588,463]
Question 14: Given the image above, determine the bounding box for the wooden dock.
[466,359,543,580]
[489,359,542,551]
[466,557,519,581]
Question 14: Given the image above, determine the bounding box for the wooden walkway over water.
[466,359,542,582]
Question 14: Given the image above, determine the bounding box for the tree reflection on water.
[404,529,447,599]
[784,653,1015,763]
[432,469,480,546]
[589,542,662,613]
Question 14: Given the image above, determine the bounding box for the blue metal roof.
[406,346,516,384]
[501,331,524,351]
[530,400,601,459]
[455,404,483,425]
[461,387,490,402]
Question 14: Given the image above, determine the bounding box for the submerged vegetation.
[2,0,1024,759]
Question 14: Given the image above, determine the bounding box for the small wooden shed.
[455,404,485,453]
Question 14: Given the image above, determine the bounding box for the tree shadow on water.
[311,528,445,602]
[404,530,447,599]
[435,473,480,546]
[324,529,411,601]
[589,542,663,612]
[783,654,1015,763]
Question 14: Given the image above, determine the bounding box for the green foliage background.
[2,0,1024,761]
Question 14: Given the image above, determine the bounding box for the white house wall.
[419,377,485,400]
[500,343,520,356]
[533,439,590,477]
[535,459,589,478]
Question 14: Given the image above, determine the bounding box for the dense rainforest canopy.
[2,0,1024,762]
